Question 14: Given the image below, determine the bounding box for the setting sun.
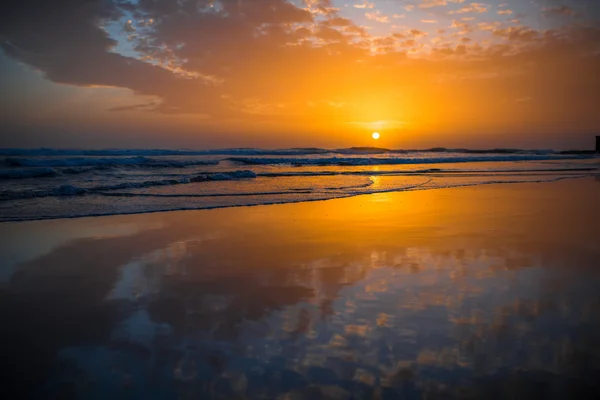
[372,132,380,140]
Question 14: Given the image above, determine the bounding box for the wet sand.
[1,178,599,399]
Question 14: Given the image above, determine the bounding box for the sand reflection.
[0,178,599,398]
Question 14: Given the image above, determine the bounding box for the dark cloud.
[123,19,136,32]
[109,101,159,112]
[0,0,234,116]
[493,26,540,42]
[544,6,578,17]
[538,0,600,19]
[321,17,354,27]
[315,26,346,41]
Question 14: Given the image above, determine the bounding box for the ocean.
[1,147,598,221]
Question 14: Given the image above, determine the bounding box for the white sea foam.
[5,156,218,168]
[0,148,598,221]
[228,154,589,166]
[0,146,574,157]
[0,174,588,222]
[0,148,331,157]
[0,170,258,200]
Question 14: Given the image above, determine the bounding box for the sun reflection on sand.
[1,179,599,398]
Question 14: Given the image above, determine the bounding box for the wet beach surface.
[1,178,599,399]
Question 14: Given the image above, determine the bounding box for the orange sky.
[1,0,599,149]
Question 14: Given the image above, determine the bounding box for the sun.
[372,132,380,140]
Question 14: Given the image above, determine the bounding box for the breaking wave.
[0,170,257,201]
[228,154,587,166]
[1,146,593,157]
[0,174,589,222]
[0,167,59,180]
[4,156,218,168]
[1,146,598,222]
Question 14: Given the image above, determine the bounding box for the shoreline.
[2,173,599,398]
[0,174,592,224]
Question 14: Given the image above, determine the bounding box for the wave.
[228,154,590,166]
[99,190,310,198]
[0,175,587,222]
[4,156,218,168]
[5,163,590,181]
[99,177,376,198]
[0,170,257,201]
[341,175,586,195]
[199,170,257,180]
[98,174,575,201]
[0,167,59,180]
[0,148,331,157]
[0,166,119,179]
[3,147,595,157]
[257,166,597,177]
[0,194,356,222]
[328,146,552,155]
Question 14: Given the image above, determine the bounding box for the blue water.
[1,148,598,221]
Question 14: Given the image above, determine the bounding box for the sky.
[1,0,599,149]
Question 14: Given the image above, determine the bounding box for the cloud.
[315,26,345,41]
[109,101,159,112]
[1,0,599,136]
[1,1,168,93]
[410,29,429,38]
[431,44,469,57]
[493,26,539,41]
[123,19,136,33]
[448,2,489,14]
[419,0,465,9]
[353,0,375,9]
[543,6,578,17]
[305,0,339,15]
[365,10,390,23]
[321,17,354,27]
[477,21,502,31]
[451,20,474,34]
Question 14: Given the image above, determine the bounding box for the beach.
[1,177,599,398]
[3,0,600,397]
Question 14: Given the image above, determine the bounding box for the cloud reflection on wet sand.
[0,178,599,398]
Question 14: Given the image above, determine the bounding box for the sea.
[2,149,600,398]
[1,147,599,221]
